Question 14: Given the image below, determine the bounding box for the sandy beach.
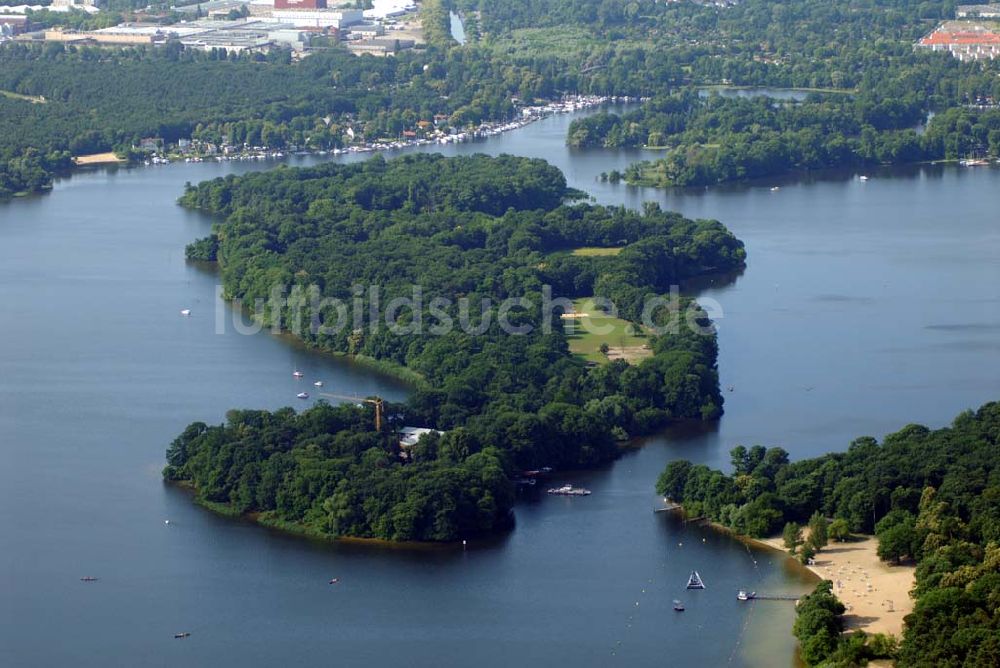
[73,152,125,166]
[757,534,914,637]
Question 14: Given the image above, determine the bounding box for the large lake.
[1,107,998,667]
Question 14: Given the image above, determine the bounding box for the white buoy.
[164,520,170,525]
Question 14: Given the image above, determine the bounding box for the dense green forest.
[0,40,548,198]
[164,403,517,542]
[5,0,999,197]
[552,0,1000,186]
[4,0,994,198]
[571,90,1000,187]
[165,153,746,541]
[460,0,966,91]
[656,402,1000,665]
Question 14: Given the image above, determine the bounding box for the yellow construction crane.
[319,393,385,432]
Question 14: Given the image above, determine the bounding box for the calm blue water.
[449,11,466,45]
[2,107,998,667]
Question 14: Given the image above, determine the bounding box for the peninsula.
[165,153,746,542]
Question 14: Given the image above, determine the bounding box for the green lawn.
[570,246,624,257]
[565,297,650,364]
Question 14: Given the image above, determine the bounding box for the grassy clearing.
[565,297,651,364]
[570,246,624,257]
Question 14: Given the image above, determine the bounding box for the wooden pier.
[654,503,681,513]
[740,593,801,601]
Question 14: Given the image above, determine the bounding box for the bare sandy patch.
[73,152,125,166]
[605,345,653,362]
[757,534,914,637]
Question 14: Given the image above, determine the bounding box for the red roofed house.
[916,21,1000,60]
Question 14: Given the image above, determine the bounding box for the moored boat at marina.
[546,484,591,496]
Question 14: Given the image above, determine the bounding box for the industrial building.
[173,0,251,17]
[347,36,414,55]
[21,18,311,52]
[274,0,326,8]
[956,4,1000,18]
[0,15,28,38]
[270,8,362,29]
[12,0,413,52]
[348,22,384,39]
[364,0,416,20]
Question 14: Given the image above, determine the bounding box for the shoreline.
[271,328,428,389]
[704,520,823,583]
[619,156,994,190]
[753,534,914,637]
[665,510,914,639]
[698,83,857,95]
[182,490,502,551]
[122,94,634,169]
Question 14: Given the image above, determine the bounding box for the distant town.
[0,0,425,56]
